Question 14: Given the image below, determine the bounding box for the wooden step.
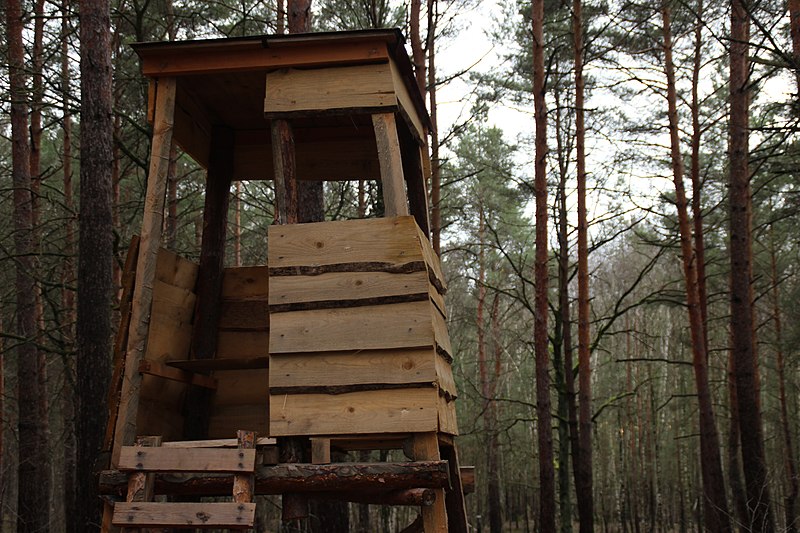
[166,357,269,372]
[118,446,256,473]
[112,502,255,529]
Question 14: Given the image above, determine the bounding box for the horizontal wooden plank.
[167,357,269,372]
[208,404,269,440]
[431,307,452,359]
[434,353,457,398]
[388,57,425,141]
[216,330,270,359]
[269,348,437,389]
[118,447,256,472]
[151,280,196,324]
[265,63,396,115]
[429,283,447,319]
[269,388,439,436]
[415,224,447,294]
[269,300,435,354]
[218,299,269,331]
[437,394,458,436]
[113,502,255,528]
[156,248,199,291]
[269,270,428,307]
[161,437,276,448]
[222,266,270,299]
[139,359,218,389]
[268,216,424,269]
[138,39,391,77]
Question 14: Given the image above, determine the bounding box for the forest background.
[1,0,799,532]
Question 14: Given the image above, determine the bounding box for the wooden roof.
[132,29,429,133]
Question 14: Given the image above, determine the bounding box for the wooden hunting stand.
[100,29,468,532]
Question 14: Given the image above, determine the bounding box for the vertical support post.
[271,119,298,224]
[372,113,409,217]
[111,77,176,466]
[412,432,448,533]
[233,430,256,504]
[280,437,309,524]
[121,435,162,533]
[440,442,469,533]
[397,118,431,235]
[184,125,234,440]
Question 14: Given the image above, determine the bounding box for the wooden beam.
[137,359,217,389]
[99,460,451,497]
[398,117,431,237]
[412,433,448,533]
[311,438,331,465]
[271,119,298,224]
[111,77,176,467]
[372,113,408,217]
[233,431,256,504]
[121,436,162,533]
[166,357,269,372]
[137,40,391,77]
[113,502,255,529]
[184,125,234,440]
[440,444,469,533]
[103,236,140,453]
[118,446,256,473]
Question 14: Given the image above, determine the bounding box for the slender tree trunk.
[532,0,555,529]
[789,0,800,93]
[410,0,425,95]
[661,5,731,532]
[572,0,593,530]
[554,91,574,533]
[489,292,504,533]
[427,0,441,255]
[7,1,51,530]
[728,345,749,530]
[235,181,242,266]
[277,0,285,33]
[769,228,798,533]
[729,1,775,530]
[76,0,115,529]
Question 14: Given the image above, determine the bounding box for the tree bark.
[729,1,775,529]
[532,0,555,530]
[769,227,798,533]
[789,0,800,94]
[661,4,731,532]
[573,0,593,530]
[7,1,51,530]
[76,0,115,529]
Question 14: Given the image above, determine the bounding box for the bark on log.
[99,461,450,497]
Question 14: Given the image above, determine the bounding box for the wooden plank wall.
[136,248,199,440]
[268,216,457,436]
[207,266,270,438]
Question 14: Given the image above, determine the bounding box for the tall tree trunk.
[769,228,798,533]
[234,181,242,266]
[76,0,115,529]
[410,0,425,95]
[572,0,593,530]
[554,90,574,533]
[532,0,555,530]
[7,1,51,530]
[427,0,441,255]
[789,0,800,94]
[61,0,78,527]
[489,292,504,533]
[729,1,775,530]
[661,4,731,532]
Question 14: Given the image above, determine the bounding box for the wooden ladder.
[111,431,257,530]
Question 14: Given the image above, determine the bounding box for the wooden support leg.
[279,436,308,524]
[233,430,256,503]
[412,432,448,533]
[372,112,409,217]
[441,442,469,533]
[121,436,162,533]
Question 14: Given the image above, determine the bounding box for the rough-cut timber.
[113,77,177,465]
[113,502,255,529]
[268,216,456,437]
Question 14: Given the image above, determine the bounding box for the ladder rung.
[112,502,255,529]
[118,446,256,473]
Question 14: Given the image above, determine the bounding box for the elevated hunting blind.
[101,29,468,532]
